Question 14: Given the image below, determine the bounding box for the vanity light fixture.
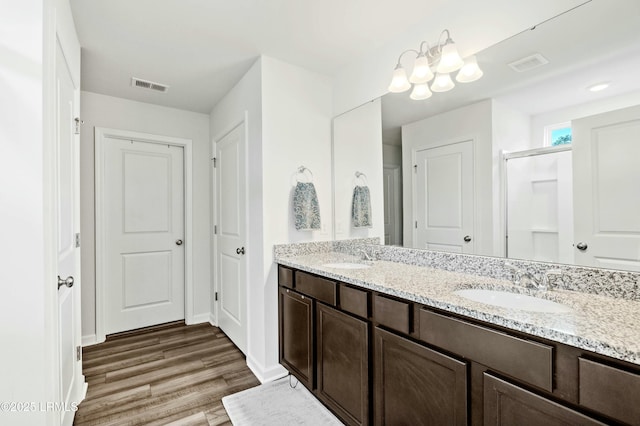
[587,82,610,92]
[388,29,483,99]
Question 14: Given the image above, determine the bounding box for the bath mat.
[222,377,342,425]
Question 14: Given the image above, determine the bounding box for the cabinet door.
[374,327,467,426]
[279,287,314,389]
[484,373,606,426]
[317,303,369,426]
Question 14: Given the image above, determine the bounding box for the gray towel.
[293,182,321,230]
[352,185,372,228]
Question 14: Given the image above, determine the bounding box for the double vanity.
[275,241,640,425]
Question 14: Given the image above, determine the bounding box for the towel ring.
[355,171,368,185]
[296,166,314,182]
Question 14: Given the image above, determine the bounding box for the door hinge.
[212,157,217,168]
[76,345,82,361]
[214,225,217,235]
[74,117,84,135]
[215,291,218,301]
[415,220,418,229]
[414,164,417,173]
[75,233,81,248]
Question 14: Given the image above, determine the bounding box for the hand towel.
[352,185,372,228]
[293,182,321,230]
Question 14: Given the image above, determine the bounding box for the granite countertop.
[277,252,640,366]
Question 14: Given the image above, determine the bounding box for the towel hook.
[355,171,368,185]
[296,166,314,182]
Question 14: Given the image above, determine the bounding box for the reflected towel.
[293,182,321,230]
[352,185,372,228]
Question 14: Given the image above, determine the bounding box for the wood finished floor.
[74,322,260,426]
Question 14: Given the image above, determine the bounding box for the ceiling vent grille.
[131,77,169,93]
[508,54,549,73]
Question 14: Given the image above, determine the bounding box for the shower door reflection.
[505,148,573,264]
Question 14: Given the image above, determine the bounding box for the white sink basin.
[454,289,571,313]
[322,262,371,270]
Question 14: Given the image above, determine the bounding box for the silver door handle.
[576,242,588,251]
[236,247,245,255]
[176,239,183,246]
[58,275,74,289]
[463,235,472,242]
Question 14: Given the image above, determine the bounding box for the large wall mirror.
[332,0,640,272]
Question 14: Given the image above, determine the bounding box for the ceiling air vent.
[131,77,169,93]
[508,53,549,73]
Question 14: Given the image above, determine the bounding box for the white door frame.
[211,112,249,330]
[95,127,194,343]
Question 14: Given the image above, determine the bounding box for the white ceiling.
[381,0,640,145]
[70,0,454,113]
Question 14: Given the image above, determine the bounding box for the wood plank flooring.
[74,322,260,425]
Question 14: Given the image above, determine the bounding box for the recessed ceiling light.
[587,82,610,92]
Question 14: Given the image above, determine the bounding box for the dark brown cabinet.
[484,373,606,425]
[279,287,314,389]
[374,327,468,426]
[317,303,369,426]
[278,264,640,426]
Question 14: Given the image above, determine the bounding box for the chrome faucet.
[505,263,564,291]
[359,249,373,262]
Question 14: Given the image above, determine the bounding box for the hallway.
[74,322,259,425]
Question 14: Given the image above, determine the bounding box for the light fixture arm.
[394,49,420,67]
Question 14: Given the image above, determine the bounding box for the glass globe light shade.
[410,83,433,100]
[409,54,434,84]
[456,55,483,83]
[431,73,455,92]
[437,42,464,73]
[388,65,411,93]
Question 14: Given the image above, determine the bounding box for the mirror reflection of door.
[414,140,474,253]
[572,104,640,272]
[383,165,402,246]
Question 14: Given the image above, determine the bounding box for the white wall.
[333,99,385,241]
[0,2,49,424]
[383,144,402,166]
[530,89,640,146]
[80,92,211,342]
[331,0,588,115]
[260,56,334,380]
[402,100,494,254]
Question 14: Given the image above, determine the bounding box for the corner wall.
[80,92,211,342]
[259,56,334,380]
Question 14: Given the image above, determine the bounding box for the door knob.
[463,235,472,242]
[236,247,245,255]
[176,239,183,246]
[57,275,74,290]
[576,242,588,251]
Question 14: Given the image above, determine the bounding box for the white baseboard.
[82,334,97,347]
[209,312,217,326]
[246,355,288,384]
[188,313,211,325]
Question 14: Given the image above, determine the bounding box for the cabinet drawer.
[579,357,640,425]
[278,266,294,289]
[420,309,553,392]
[484,373,606,425]
[373,295,410,334]
[295,271,337,306]
[340,285,369,319]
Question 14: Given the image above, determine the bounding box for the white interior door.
[572,105,640,271]
[383,165,402,246]
[102,138,185,334]
[215,123,247,353]
[55,40,83,426]
[415,141,474,253]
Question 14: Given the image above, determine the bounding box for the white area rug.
[222,377,343,425]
